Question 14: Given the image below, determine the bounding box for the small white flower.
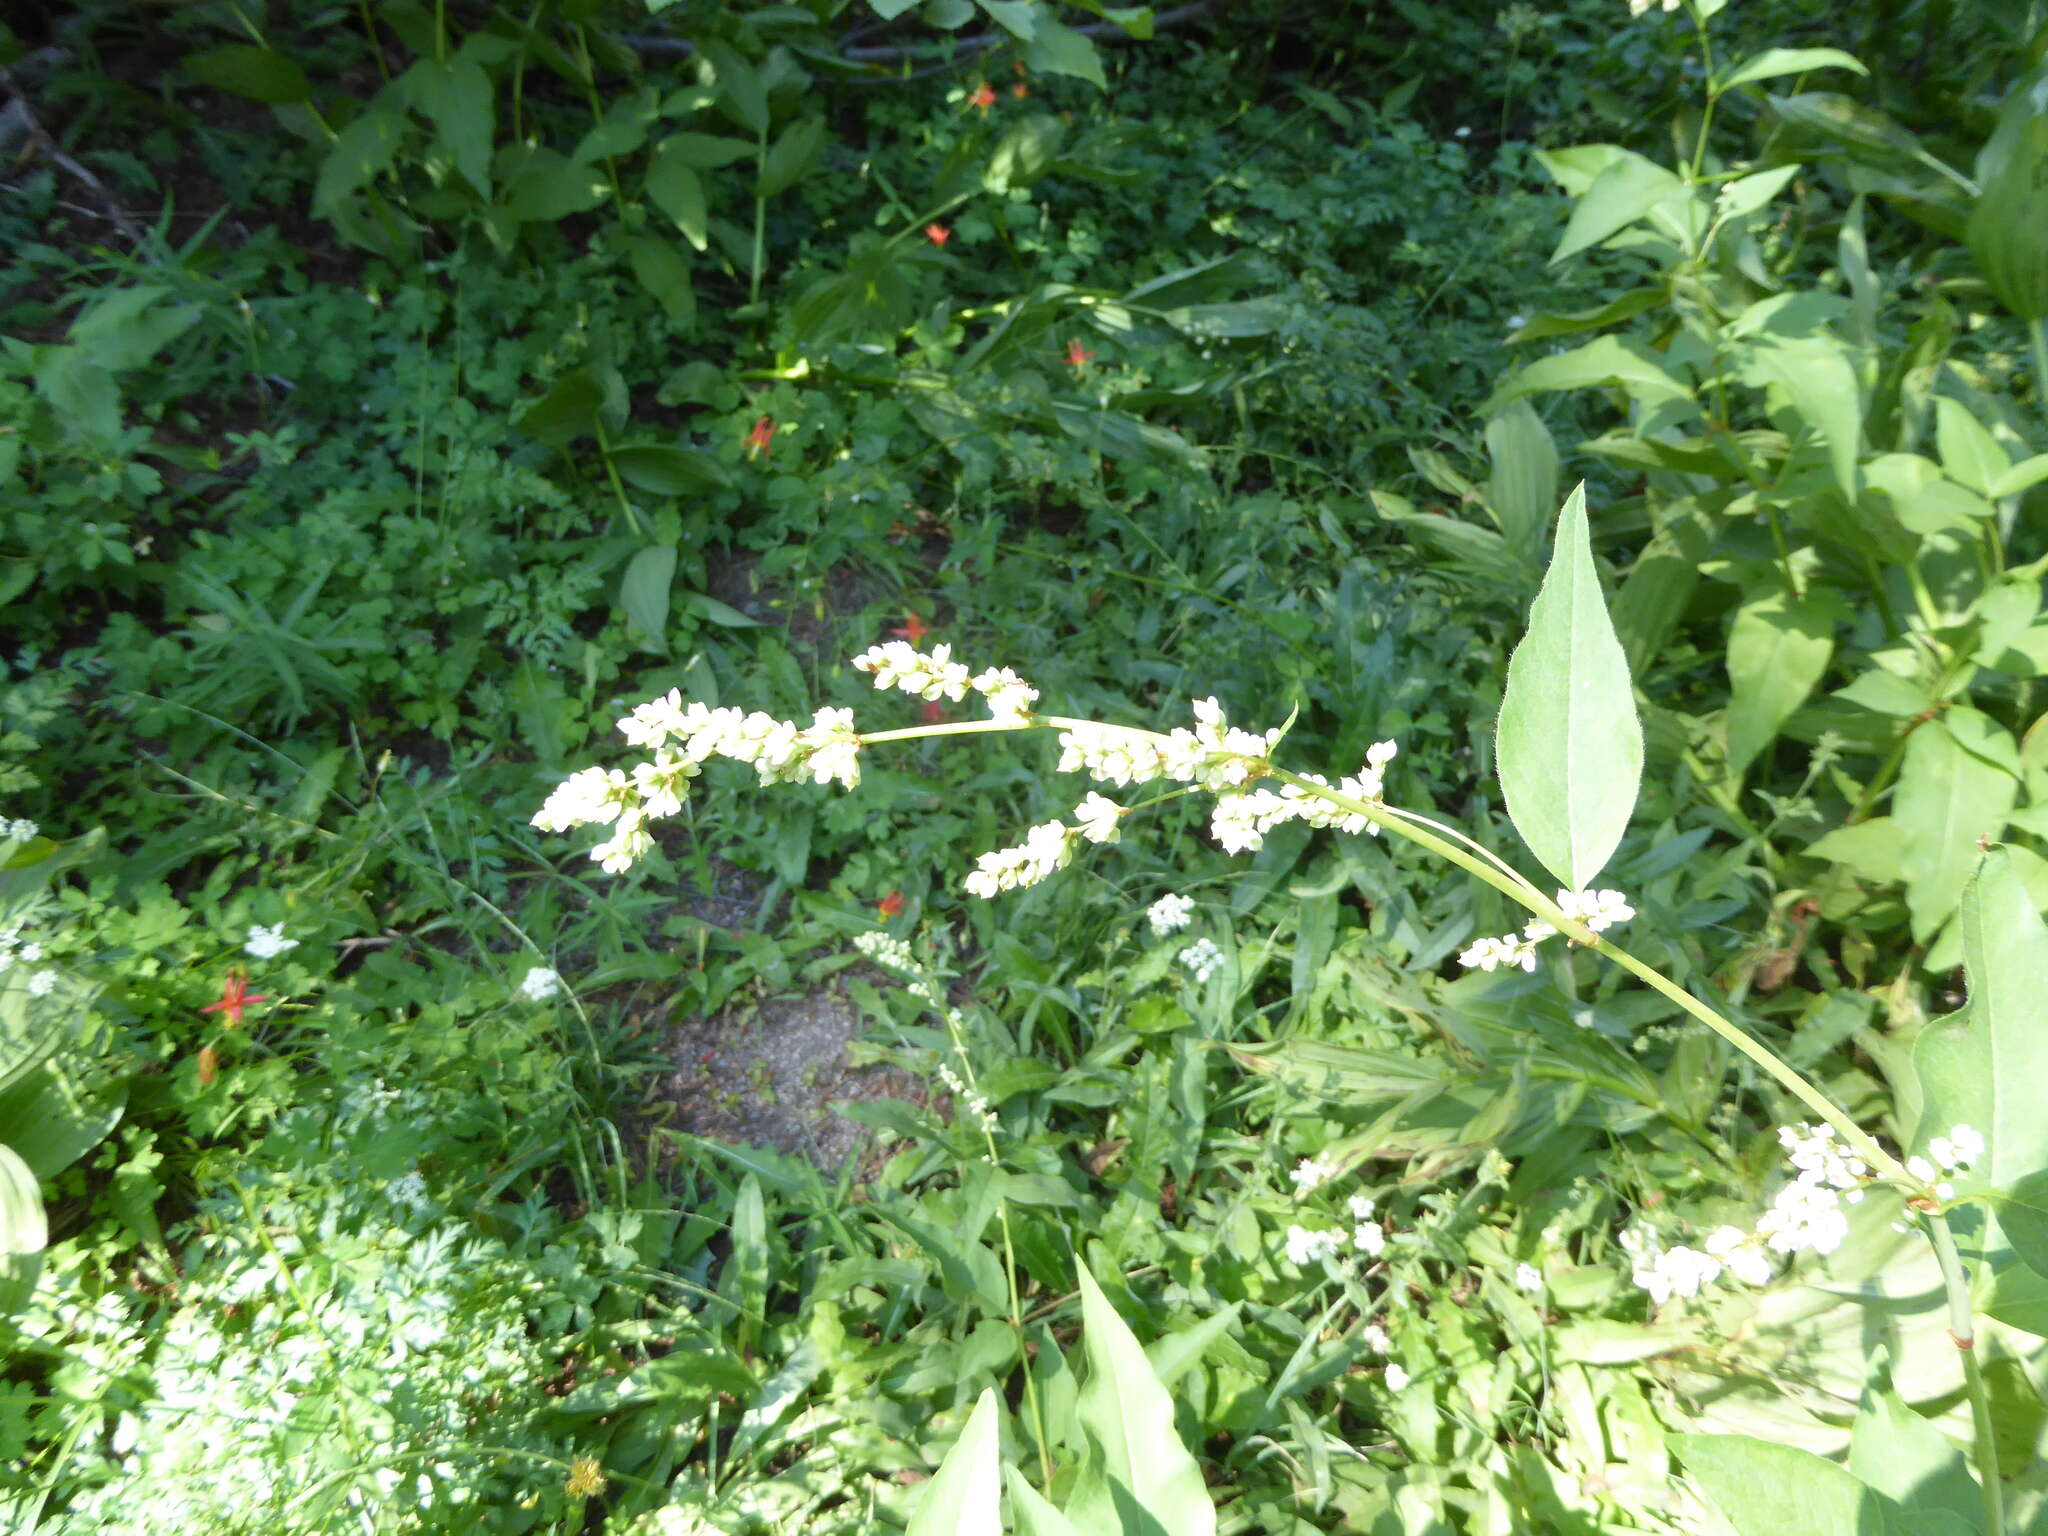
[518,966,563,1002]
[1905,1154,1938,1183]
[3,818,37,841]
[1929,1123,1983,1172]
[1347,1193,1376,1222]
[1633,1244,1720,1305]
[1361,1322,1391,1354]
[1514,1262,1543,1293]
[27,969,56,997]
[1353,1222,1387,1257]
[1178,937,1224,983]
[533,766,635,832]
[17,943,40,963]
[1146,893,1195,935]
[970,667,1039,722]
[1458,933,1540,973]
[1285,1224,1343,1266]
[1555,888,1635,933]
[244,924,300,960]
[1384,1363,1411,1391]
[851,641,971,703]
[1291,1156,1338,1195]
[1703,1225,1774,1286]
[1072,793,1123,845]
[1755,1177,1849,1256]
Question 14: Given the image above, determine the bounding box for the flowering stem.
[1927,1215,2004,1533]
[1265,769,1914,1189]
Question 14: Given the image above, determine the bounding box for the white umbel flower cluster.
[1178,937,1224,982]
[1291,1156,1338,1194]
[1206,744,1398,855]
[244,924,300,960]
[1458,887,1637,972]
[853,930,915,973]
[2,818,37,841]
[518,966,563,1002]
[1146,893,1195,934]
[851,641,972,702]
[1057,696,1309,799]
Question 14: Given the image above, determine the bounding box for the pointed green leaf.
[1496,484,1644,892]
[1896,717,2018,941]
[906,1389,1002,1536]
[1673,1434,1881,1536]
[1069,1264,1215,1536]
[1963,851,2048,1272]
[1725,588,1834,777]
[184,45,311,104]
[408,58,494,196]
[620,545,677,653]
[1849,1385,1980,1523]
[647,143,710,250]
[1484,400,1558,558]
[1549,152,1686,266]
[1004,1466,1084,1536]
[1933,398,2011,497]
[0,1142,45,1319]
[1719,47,1868,92]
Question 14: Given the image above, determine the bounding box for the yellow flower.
[565,1457,607,1499]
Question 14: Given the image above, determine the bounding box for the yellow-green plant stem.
[1928,1215,2005,1534]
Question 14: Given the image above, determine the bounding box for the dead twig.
[0,64,148,248]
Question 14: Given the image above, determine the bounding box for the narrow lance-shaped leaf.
[1496,483,1644,892]
[1961,849,2048,1276]
[905,1389,1003,1536]
[1067,1264,1216,1536]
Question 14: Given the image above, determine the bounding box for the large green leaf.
[1725,588,1835,777]
[1719,47,1868,92]
[646,143,710,250]
[1672,1434,1882,1536]
[1485,335,1697,416]
[1735,333,1863,498]
[1895,717,2019,941]
[1484,400,1558,560]
[1003,1467,1084,1536]
[1068,1263,1215,1536]
[1495,484,1644,892]
[906,1390,1002,1536]
[1967,96,2048,320]
[312,105,407,218]
[619,545,677,654]
[407,58,494,196]
[757,117,826,199]
[184,45,311,104]
[0,1143,45,1320]
[1848,1385,1979,1525]
[1550,151,1686,265]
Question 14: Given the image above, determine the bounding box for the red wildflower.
[1065,338,1096,369]
[921,699,947,725]
[925,223,951,247]
[968,82,997,112]
[1013,60,1028,76]
[892,612,931,645]
[744,415,776,457]
[1012,83,1029,98]
[201,968,270,1029]
[877,890,906,919]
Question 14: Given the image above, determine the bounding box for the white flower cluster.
[2,818,37,841]
[244,923,299,960]
[1458,887,1636,973]
[535,694,866,873]
[1178,937,1224,982]
[518,966,563,1002]
[851,642,1042,723]
[938,1062,997,1133]
[1146,893,1194,935]
[851,641,972,702]
[1627,0,1681,14]
[1515,1262,1543,1293]
[1057,695,1286,794]
[1286,1195,1386,1267]
[1907,1122,1983,1193]
[1626,1120,1982,1308]
[1291,1156,1338,1194]
[963,819,1077,899]
[0,921,44,973]
[853,930,915,973]
[1207,743,1399,855]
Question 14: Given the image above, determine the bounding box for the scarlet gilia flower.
[201,967,270,1028]
[968,82,996,111]
[925,223,951,247]
[744,415,776,457]
[1065,338,1096,369]
[892,611,931,645]
[877,890,906,919]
